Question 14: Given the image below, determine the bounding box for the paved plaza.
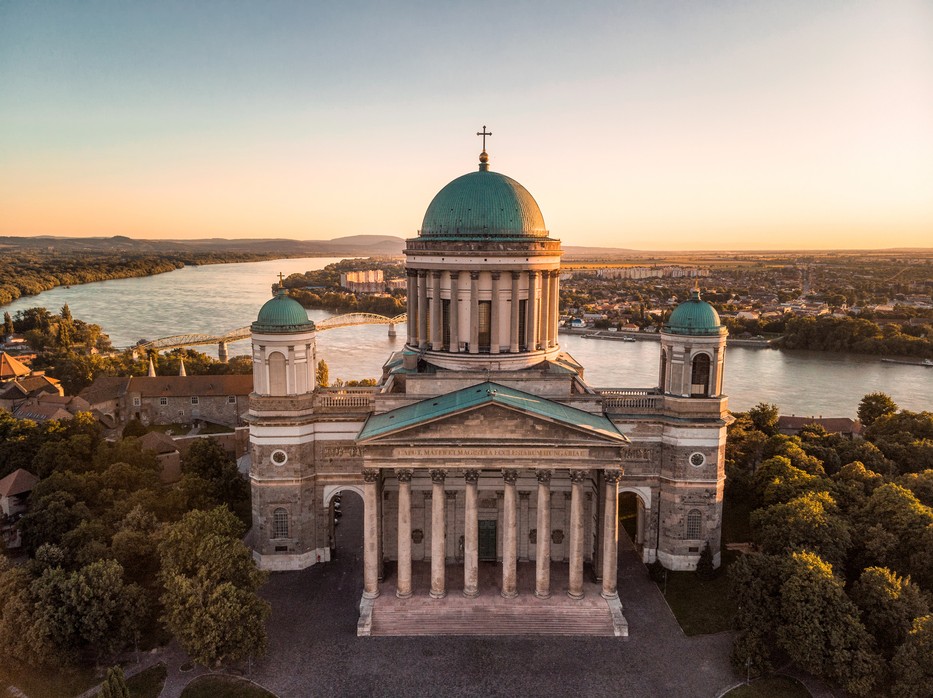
[248,493,739,697]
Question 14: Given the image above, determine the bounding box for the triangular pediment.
[357,382,627,446]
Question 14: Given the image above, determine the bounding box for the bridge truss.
[133,312,408,354]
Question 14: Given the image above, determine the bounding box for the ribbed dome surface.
[252,290,315,333]
[666,290,724,336]
[421,170,548,239]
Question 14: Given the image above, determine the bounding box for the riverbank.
[558,327,775,349]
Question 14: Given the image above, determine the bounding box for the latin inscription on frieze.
[322,446,362,458]
[393,447,590,459]
[620,447,656,462]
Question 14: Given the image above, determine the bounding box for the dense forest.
[725,395,933,695]
[781,316,933,358]
[0,415,265,672]
[0,250,281,306]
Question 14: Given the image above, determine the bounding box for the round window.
[689,452,706,467]
[271,450,288,466]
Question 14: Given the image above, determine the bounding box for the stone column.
[568,469,587,600]
[526,270,539,351]
[463,469,479,598]
[539,270,550,350]
[417,270,428,349]
[395,469,413,599]
[406,270,417,346]
[469,271,480,354]
[510,271,521,352]
[535,469,552,599]
[548,269,560,347]
[430,469,447,599]
[490,271,501,354]
[501,469,519,598]
[430,271,443,350]
[362,469,381,599]
[449,271,460,352]
[519,491,530,561]
[601,469,623,599]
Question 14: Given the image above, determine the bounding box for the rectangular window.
[518,300,527,351]
[442,299,451,350]
[190,396,199,405]
[478,300,491,352]
[227,395,236,404]
[159,397,168,406]
[132,397,140,407]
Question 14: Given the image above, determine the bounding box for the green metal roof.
[665,289,726,336]
[357,381,628,442]
[420,166,548,239]
[252,289,316,333]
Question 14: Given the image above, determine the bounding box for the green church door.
[479,520,497,560]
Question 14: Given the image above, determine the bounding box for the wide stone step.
[370,603,616,637]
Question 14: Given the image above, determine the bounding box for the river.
[3,257,929,417]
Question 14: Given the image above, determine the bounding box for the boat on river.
[880,358,933,367]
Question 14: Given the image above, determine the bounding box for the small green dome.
[666,289,725,336]
[252,289,315,333]
[420,155,548,239]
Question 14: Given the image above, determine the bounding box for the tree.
[748,402,780,436]
[316,359,329,388]
[2,311,13,336]
[159,507,269,667]
[99,666,130,698]
[695,541,715,580]
[181,438,250,524]
[751,491,851,570]
[892,615,933,698]
[122,418,147,439]
[777,551,881,696]
[858,392,898,428]
[851,567,928,655]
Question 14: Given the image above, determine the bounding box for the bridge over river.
[131,312,407,361]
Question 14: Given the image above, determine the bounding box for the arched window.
[272,508,289,539]
[268,351,287,395]
[686,509,702,539]
[691,353,711,397]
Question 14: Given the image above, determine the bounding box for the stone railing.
[596,388,663,413]
[313,388,377,412]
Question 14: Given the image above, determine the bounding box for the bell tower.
[248,284,326,570]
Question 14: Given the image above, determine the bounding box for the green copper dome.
[665,289,725,336]
[252,289,315,333]
[420,154,548,239]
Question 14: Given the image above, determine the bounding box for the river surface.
[3,257,930,417]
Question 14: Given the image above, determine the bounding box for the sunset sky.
[1,1,931,250]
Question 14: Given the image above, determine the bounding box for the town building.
[0,468,38,549]
[246,145,731,635]
[80,374,252,430]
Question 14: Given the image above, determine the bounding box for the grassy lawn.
[181,674,276,698]
[658,549,737,635]
[725,676,810,697]
[0,659,98,698]
[199,422,234,435]
[148,422,191,435]
[126,663,168,698]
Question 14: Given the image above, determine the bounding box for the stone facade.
[248,151,731,614]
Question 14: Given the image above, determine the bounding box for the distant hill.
[0,235,409,257]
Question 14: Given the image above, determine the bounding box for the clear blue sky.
[1,0,931,249]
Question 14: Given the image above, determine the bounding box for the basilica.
[246,143,730,635]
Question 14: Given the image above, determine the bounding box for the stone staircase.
[369,595,618,637]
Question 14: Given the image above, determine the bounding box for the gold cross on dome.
[278,272,285,286]
[476,125,492,150]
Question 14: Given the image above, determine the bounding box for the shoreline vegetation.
[0,251,309,307]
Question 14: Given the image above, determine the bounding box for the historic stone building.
[247,144,730,632]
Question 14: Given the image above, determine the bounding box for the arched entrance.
[618,488,650,557]
[324,485,364,563]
